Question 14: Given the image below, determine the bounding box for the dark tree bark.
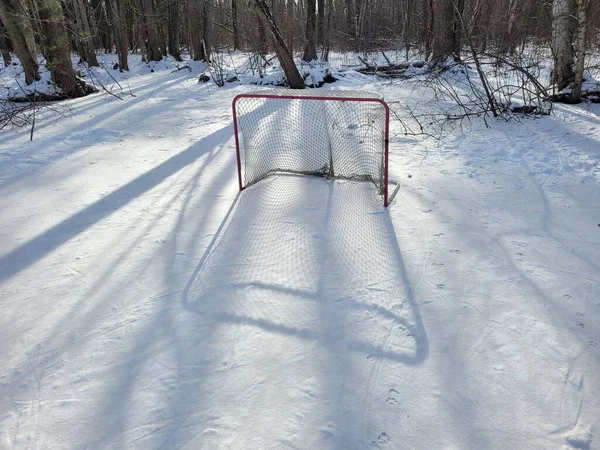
[424,0,433,60]
[71,0,99,66]
[257,13,266,54]
[93,0,112,54]
[0,19,13,67]
[189,0,206,60]
[430,0,468,63]
[253,0,305,88]
[232,0,240,50]
[37,0,86,97]
[202,0,212,60]
[286,0,293,53]
[302,0,317,61]
[109,0,129,70]
[451,0,464,60]
[134,0,148,60]
[0,0,40,84]
[322,0,332,60]
[431,0,458,63]
[168,0,181,59]
[317,0,324,52]
[142,0,162,61]
[346,0,356,51]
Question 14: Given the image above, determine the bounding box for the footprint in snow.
[372,432,391,448]
[386,389,400,405]
[450,249,462,254]
[511,240,528,248]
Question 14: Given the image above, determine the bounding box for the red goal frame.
[232,92,391,207]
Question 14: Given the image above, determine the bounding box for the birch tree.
[551,0,575,91]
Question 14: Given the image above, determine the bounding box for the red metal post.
[232,95,244,191]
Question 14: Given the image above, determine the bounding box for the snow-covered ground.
[1,54,599,449]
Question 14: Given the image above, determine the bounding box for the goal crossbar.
[232,91,392,207]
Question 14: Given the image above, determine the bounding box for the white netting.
[233,91,388,196]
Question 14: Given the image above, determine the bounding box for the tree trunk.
[346,0,355,51]
[232,0,240,49]
[0,19,13,67]
[202,0,212,61]
[189,0,206,60]
[72,0,99,66]
[143,0,162,61]
[404,0,411,60]
[302,0,317,61]
[168,0,181,59]
[451,0,464,60]
[551,0,576,91]
[93,0,112,54]
[253,0,305,88]
[135,0,147,60]
[431,0,454,63]
[424,0,433,60]
[286,0,294,53]
[37,0,85,97]
[257,13,266,54]
[571,0,589,102]
[317,0,324,52]
[0,0,40,84]
[503,0,519,54]
[109,0,129,70]
[322,0,332,60]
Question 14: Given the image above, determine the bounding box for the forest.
[0,0,599,102]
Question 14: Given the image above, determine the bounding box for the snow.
[1,53,599,449]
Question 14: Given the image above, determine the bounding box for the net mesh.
[234,92,388,195]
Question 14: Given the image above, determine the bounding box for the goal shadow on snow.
[183,175,428,364]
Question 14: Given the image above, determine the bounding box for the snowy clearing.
[1,55,599,449]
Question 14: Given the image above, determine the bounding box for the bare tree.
[551,0,576,90]
[253,0,305,88]
[167,0,182,60]
[70,0,99,66]
[36,0,86,97]
[317,0,324,53]
[0,0,40,84]
[189,0,207,60]
[432,0,455,63]
[108,0,129,70]
[571,0,590,102]
[142,0,162,61]
[232,0,240,50]
[303,0,317,61]
[0,19,13,67]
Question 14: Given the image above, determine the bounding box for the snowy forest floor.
[1,54,599,449]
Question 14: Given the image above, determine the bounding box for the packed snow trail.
[1,57,599,449]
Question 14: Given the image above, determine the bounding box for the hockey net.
[232,90,393,206]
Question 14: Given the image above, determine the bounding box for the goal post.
[232,90,395,207]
